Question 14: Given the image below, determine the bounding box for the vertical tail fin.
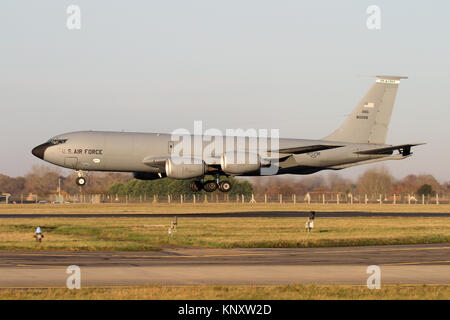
[324,75,407,144]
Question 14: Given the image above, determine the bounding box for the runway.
[0,244,449,287]
[1,211,450,218]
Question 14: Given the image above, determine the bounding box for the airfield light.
[306,211,315,233]
[34,226,44,243]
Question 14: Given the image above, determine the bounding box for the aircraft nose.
[31,142,51,160]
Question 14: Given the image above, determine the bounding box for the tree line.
[107,176,253,198]
[0,165,130,198]
[1,165,448,200]
[0,165,253,199]
[249,167,449,198]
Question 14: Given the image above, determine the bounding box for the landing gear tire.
[203,180,218,192]
[189,181,203,192]
[218,181,232,192]
[76,177,86,186]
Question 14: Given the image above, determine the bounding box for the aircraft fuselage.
[32,130,396,176]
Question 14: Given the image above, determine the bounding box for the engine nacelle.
[165,158,206,179]
[220,152,261,175]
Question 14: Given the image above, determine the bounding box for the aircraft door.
[64,157,78,169]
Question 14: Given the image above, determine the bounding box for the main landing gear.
[189,178,232,193]
[218,180,232,192]
[75,171,87,186]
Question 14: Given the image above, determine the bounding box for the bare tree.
[24,165,62,196]
[357,166,394,197]
[0,174,25,195]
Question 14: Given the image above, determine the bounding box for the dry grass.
[0,284,448,300]
[0,216,448,251]
[0,203,449,215]
[0,231,73,243]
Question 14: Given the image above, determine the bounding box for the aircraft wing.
[355,143,425,156]
[277,145,343,155]
[142,144,344,167]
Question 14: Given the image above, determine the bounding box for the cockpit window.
[48,138,68,145]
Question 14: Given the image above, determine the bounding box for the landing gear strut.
[76,171,86,186]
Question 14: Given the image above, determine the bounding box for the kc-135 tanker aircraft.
[32,75,423,192]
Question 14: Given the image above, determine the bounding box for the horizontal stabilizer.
[328,154,411,169]
[355,143,424,156]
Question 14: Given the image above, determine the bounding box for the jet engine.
[220,152,261,175]
[165,158,206,179]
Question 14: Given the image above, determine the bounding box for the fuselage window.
[48,138,68,145]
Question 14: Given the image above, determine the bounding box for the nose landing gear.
[75,171,87,186]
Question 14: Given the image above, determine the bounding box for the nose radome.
[32,142,51,160]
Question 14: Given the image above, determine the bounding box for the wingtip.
[375,75,408,80]
[356,74,408,80]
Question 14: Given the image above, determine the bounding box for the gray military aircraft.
[32,75,422,192]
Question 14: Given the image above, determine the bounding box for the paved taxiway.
[0,244,449,287]
[1,211,450,218]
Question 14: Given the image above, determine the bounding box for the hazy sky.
[1,1,449,181]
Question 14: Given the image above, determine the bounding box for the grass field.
[0,284,448,300]
[1,205,448,300]
[0,216,449,251]
[0,203,450,215]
